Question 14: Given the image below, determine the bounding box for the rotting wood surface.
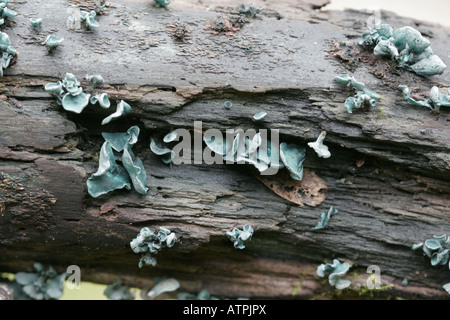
[0,0,449,299]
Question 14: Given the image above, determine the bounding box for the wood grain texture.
[0,0,449,299]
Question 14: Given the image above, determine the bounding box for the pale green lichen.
[104,279,135,300]
[412,234,450,266]
[398,85,450,112]
[226,224,254,249]
[359,24,446,76]
[130,227,178,268]
[14,263,65,300]
[317,259,351,290]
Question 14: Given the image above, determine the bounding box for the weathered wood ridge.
[1,0,449,299]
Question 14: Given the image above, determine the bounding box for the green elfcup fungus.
[14,263,66,300]
[102,126,140,152]
[80,11,99,30]
[150,138,175,164]
[308,131,331,159]
[44,35,64,50]
[398,85,450,112]
[30,18,43,29]
[0,31,16,77]
[345,88,380,114]
[224,101,232,109]
[89,126,148,197]
[0,3,16,19]
[237,4,264,17]
[317,259,351,290]
[312,206,338,231]
[280,142,306,181]
[412,234,450,267]
[252,111,267,121]
[146,278,180,299]
[154,0,171,7]
[359,24,446,76]
[62,91,90,114]
[104,279,135,300]
[130,227,178,268]
[102,100,132,125]
[85,74,104,87]
[335,74,365,89]
[90,93,111,109]
[163,131,178,143]
[86,142,132,198]
[444,283,450,295]
[226,224,254,249]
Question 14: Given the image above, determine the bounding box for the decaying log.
[0,0,449,299]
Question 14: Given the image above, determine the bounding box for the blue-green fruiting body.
[412,234,450,266]
[252,111,267,121]
[335,74,365,89]
[44,35,64,48]
[279,142,306,180]
[398,85,450,112]
[317,259,352,290]
[104,279,135,300]
[80,11,99,30]
[226,224,254,249]
[30,18,43,28]
[14,263,65,300]
[150,138,175,164]
[154,0,171,7]
[237,4,264,17]
[312,206,338,230]
[101,100,131,125]
[130,227,178,268]
[88,126,147,197]
[345,88,380,113]
[359,24,446,76]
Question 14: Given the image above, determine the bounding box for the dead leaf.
[254,168,328,207]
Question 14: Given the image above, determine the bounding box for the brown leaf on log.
[253,168,327,207]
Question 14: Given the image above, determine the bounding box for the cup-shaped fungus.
[90,92,111,109]
[30,18,43,29]
[308,131,331,159]
[102,100,132,125]
[279,142,306,180]
[226,224,254,249]
[317,259,352,290]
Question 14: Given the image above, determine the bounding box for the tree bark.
[0,0,449,299]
